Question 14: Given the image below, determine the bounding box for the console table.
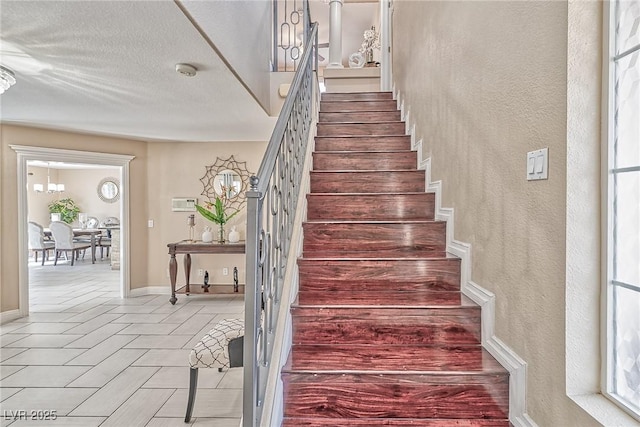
[167,240,245,305]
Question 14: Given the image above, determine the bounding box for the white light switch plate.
[527,148,548,181]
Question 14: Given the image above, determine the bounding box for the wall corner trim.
[398,89,537,427]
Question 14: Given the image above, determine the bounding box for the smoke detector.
[175,63,197,77]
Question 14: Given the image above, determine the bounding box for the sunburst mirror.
[199,156,253,212]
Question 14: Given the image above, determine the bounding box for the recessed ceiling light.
[175,63,197,77]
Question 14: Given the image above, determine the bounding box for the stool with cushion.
[185,318,244,422]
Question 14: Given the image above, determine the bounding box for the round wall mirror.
[97,177,120,203]
[200,156,253,212]
[213,169,242,200]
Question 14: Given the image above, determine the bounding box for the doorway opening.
[11,145,134,317]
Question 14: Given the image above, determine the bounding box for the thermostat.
[172,197,197,212]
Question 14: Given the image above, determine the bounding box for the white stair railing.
[243,11,318,426]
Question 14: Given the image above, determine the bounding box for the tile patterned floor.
[0,258,244,426]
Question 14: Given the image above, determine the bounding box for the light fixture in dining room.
[34,163,65,193]
[0,66,16,94]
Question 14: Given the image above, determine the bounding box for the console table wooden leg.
[184,253,191,294]
[169,254,178,305]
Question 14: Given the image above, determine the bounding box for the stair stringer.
[398,90,538,427]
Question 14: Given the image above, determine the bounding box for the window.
[605,0,640,420]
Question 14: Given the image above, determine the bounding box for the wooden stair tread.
[318,111,400,114]
[299,252,460,260]
[298,280,461,293]
[318,120,405,124]
[295,293,477,308]
[283,375,508,418]
[315,134,409,138]
[304,219,444,224]
[284,345,506,374]
[291,303,480,314]
[308,192,429,196]
[322,92,394,99]
[297,290,463,306]
[319,112,402,123]
[314,136,411,151]
[315,134,408,137]
[312,169,420,172]
[303,251,449,259]
[283,418,510,426]
[313,149,414,155]
[314,133,411,141]
[311,169,421,173]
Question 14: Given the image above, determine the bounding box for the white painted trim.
[129,286,170,297]
[10,145,134,317]
[399,93,536,426]
[380,0,392,91]
[0,309,21,325]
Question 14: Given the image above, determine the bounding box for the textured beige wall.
[1,125,267,312]
[145,141,266,287]
[0,125,266,311]
[0,125,149,310]
[393,1,599,425]
[27,166,120,227]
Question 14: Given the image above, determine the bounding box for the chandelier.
[34,164,65,193]
[0,66,16,94]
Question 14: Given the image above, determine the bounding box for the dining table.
[43,228,104,264]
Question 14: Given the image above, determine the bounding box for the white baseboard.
[129,286,170,297]
[1,309,22,325]
[399,90,537,427]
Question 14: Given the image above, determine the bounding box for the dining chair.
[28,221,55,266]
[98,217,119,259]
[49,221,91,266]
[98,229,111,259]
[75,215,99,250]
[86,216,99,229]
[104,216,120,226]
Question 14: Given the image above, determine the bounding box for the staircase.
[281,92,509,426]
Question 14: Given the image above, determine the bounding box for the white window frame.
[602,0,640,421]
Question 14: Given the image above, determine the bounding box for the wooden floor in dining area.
[0,257,244,427]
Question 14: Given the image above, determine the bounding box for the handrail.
[243,15,318,427]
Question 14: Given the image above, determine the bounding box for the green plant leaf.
[196,204,223,225]
[196,197,240,226]
[48,198,81,224]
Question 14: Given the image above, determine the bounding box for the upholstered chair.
[28,221,55,265]
[86,216,99,229]
[98,230,112,259]
[49,221,91,266]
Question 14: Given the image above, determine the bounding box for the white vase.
[228,226,240,243]
[202,226,213,243]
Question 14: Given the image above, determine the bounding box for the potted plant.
[48,198,81,224]
[196,197,240,243]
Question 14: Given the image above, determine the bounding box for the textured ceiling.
[0,1,377,143]
[0,0,277,142]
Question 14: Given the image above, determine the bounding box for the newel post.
[244,175,261,427]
